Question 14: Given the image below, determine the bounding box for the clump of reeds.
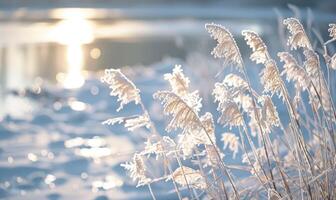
[101,18,336,199]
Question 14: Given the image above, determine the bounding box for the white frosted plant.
[168,166,207,190]
[101,69,140,112]
[101,17,336,199]
[163,65,190,96]
[242,30,269,64]
[205,23,243,71]
[120,153,151,187]
[260,60,284,99]
[283,17,312,50]
[278,52,309,92]
[328,24,336,69]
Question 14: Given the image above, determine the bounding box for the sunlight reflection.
[44,174,56,188]
[63,44,85,89]
[65,137,85,148]
[27,153,38,162]
[92,175,124,192]
[76,147,112,159]
[68,99,87,111]
[52,11,94,89]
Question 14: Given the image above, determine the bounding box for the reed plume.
[205,23,243,71]
[101,68,141,112]
[242,30,269,64]
[283,17,312,50]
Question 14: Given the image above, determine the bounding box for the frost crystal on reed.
[283,18,311,50]
[217,100,243,128]
[103,115,151,132]
[303,50,332,114]
[121,153,151,187]
[178,133,199,159]
[222,73,253,114]
[303,49,320,79]
[101,69,141,112]
[198,112,216,144]
[258,95,280,133]
[102,117,124,125]
[164,65,190,97]
[278,52,309,92]
[328,23,336,40]
[142,137,165,159]
[153,91,201,132]
[124,115,151,132]
[205,23,243,70]
[242,30,269,64]
[169,166,206,189]
[213,82,244,128]
[223,74,249,93]
[260,60,283,99]
[178,113,216,158]
[205,144,224,167]
[328,24,336,69]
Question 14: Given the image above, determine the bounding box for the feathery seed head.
[170,166,206,189]
[213,82,244,128]
[223,74,249,93]
[260,60,283,99]
[221,74,253,113]
[205,23,243,70]
[153,91,201,132]
[328,24,336,40]
[198,112,216,144]
[303,49,320,78]
[121,153,150,187]
[278,52,309,91]
[218,101,243,128]
[164,65,190,96]
[283,18,311,50]
[124,115,151,132]
[302,50,333,115]
[101,69,141,112]
[178,133,199,159]
[258,95,280,133]
[154,66,203,132]
[242,30,269,64]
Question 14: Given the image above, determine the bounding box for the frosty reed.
[101,18,336,199]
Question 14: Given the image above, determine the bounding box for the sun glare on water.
[52,11,94,89]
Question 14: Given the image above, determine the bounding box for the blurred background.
[0,0,335,199]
